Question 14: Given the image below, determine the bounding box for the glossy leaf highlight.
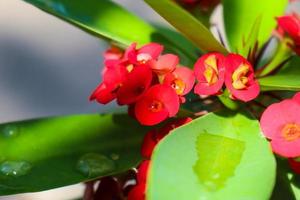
[0,114,147,195]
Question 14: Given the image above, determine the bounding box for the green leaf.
[22,0,198,66]
[144,0,228,54]
[258,56,300,91]
[259,40,293,77]
[240,16,262,57]
[0,114,147,195]
[259,75,300,91]
[223,0,288,53]
[22,0,157,46]
[147,111,276,200]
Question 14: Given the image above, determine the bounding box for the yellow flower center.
[203,55,219,85]
[232,63,250,90]
[126,64,134,72]
[171,79,186,95]
[281,123,300,141]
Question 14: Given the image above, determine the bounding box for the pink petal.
[139,43,164,60]
[194,53,226,95]
[151,54,179,75]
[293,92,300,104]
[260,99,300,140]
[271,139,300,158]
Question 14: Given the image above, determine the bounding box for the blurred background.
[0,0,299,199]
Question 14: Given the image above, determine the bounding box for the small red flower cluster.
[260,92,300,159]
[128,117,192,200]
[277,13,300,55]
[90,43,195,126]
[194,53,260,102]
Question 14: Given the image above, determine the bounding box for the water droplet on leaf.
[110,153,120,161]
[2,125,19,138]
[0,161,32,177]
[76,153,116,177]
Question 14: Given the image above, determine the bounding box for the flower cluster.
[194,53,260,102]
[277,13,300,55]
[128,117,192,200]
[260,92,300,158]
[90,43,195,126]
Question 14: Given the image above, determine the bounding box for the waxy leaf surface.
[223,0,288,53]
[147,111,276,200]
[0,114,147,195]
[144,0,228,54]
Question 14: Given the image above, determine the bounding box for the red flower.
[293,92,300,104]
[117,65,153,105]
[127,183,146,200]
[277,14,300,43]
[134,84,180,126]
[224,54,260,102]
[103,45,124,61]
[277,14,300,55]
[260,99,300,158]
[141,130,158,159]
[194,53,226,96]
[128,160,150,200]
[164,67,195,97]
[288,158,300,174]
[90,63,127,104]
[141,118,192,158]
[150,54,179,75]
[127,43,164,65]
[136,160,150,184]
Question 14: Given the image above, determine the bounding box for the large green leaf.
[22,0,198,65]
[259,56,300,91]
[147,111,276,200]
[144,0,228,54]
[0,114,147,195]
[223,0,288,53]
[22,0,156,46]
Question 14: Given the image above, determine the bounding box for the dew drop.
[2,125,19,138]
[0,161,32,177]
[110,153,120,161]
[76,153,116,177]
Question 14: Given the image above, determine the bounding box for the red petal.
[137,160,150,184]
[103,46,123,61]
[271,139,300,158]
[117,65,152,105]
[164,67,195,95]
[134,84,179,126]
[89,83,116,104]
[288,158,300,174]
[127,184,146,200]
[139,43,164,60]
[141,130,158,159]
[151,54,178,75]
[277,15,300,39]
[194,53,226,95]
[260,99,300,140]
[224,54,259,102]
[293,92,300,104]
[156,117,192,140]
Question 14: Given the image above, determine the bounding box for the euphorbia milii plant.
[2,0,300,199]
